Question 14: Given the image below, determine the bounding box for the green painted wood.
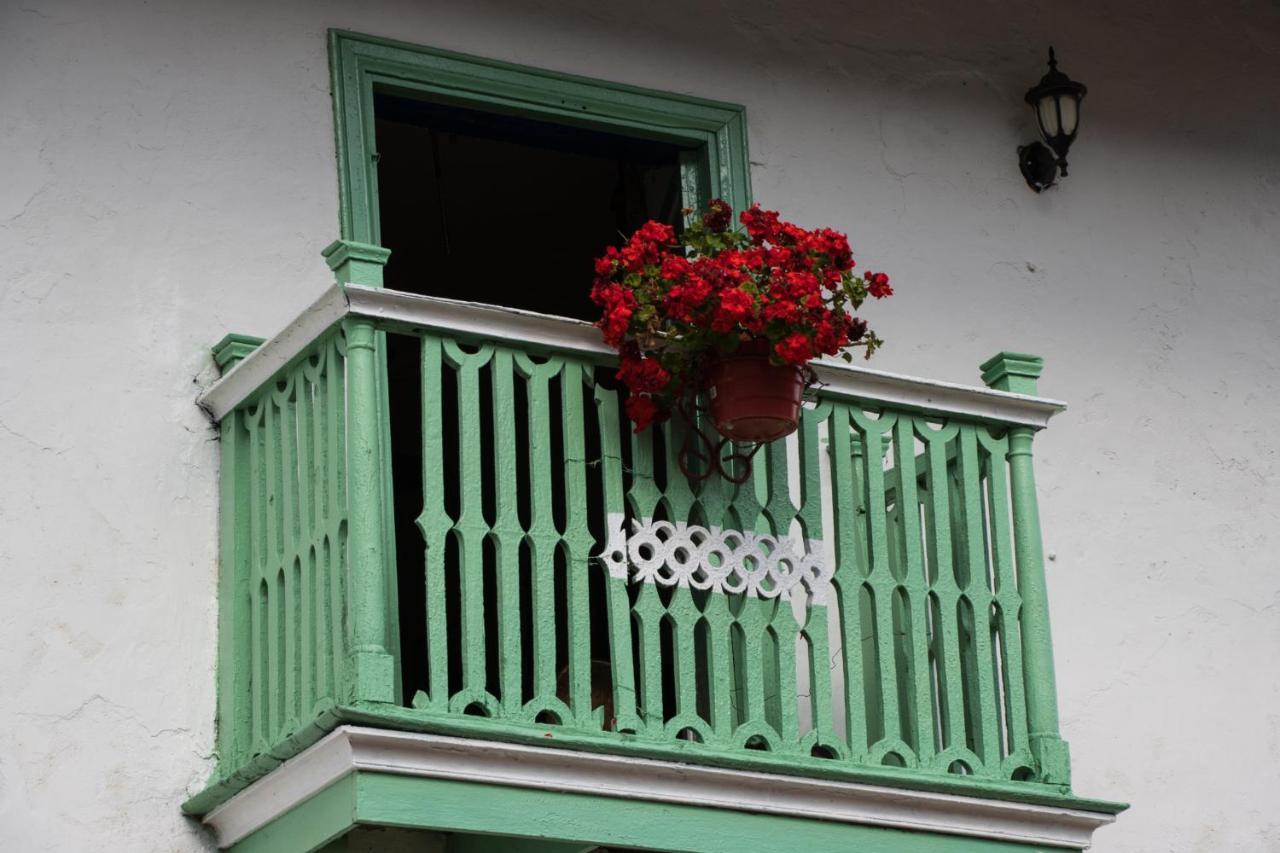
[592,381,642,733]
[722,445,771,744]
[216,410,253,773]
[442,340,496,712]
[687,418,736,745]
[353,772,1071,853]
[976,428,1034,778]
[955,424,1001,770]
[827,404,870,759]
[980,353,1070,785]
[560,364,596,726]
[849,409,909,764]
[658,419,708,740]
[344,319,397,705]
[890,415,936,765]
[918,421,966,764]
[626,426,666,732]
[210,327,1081,804]
[794,405,837,756]
[217,331,352,781]
[327,30,751,250]
[760,440,800,750]
[490,349,526,716]
[228,773,357,853]
[415,335,451,712]
[517,354,566,721]
[1006,425,1069,784]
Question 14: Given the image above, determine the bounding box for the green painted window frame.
[327,29,753,253]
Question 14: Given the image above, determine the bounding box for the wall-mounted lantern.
[1018,48,1088,192]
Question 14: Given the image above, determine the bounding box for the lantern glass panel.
[1059,95,1079,137]
[1037,96,1060,137]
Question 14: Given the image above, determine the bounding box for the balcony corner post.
[323,239,392,287]
[342,317,398,705]
[980,352,1071,786]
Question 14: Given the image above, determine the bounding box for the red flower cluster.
[591,200,892,430]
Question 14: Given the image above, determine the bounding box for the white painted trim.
[809,360,1066,429]
[345,284,612,358]
[196,282,1067,428]
[204,726,1114,849]
[196,285,350,421]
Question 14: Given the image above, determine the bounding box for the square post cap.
[322,239,391,286]
[212,333,265,372]
[980,352,1044,395]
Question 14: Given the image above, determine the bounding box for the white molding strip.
[345,284,612,358]
[196,282,1067,428]
[203,726,1114,849]
[196,285,350,421]
[810,360,1066,429]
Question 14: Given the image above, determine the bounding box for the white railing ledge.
[197,283,1067,429]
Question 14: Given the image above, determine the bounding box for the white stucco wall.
[1,1,1277,850]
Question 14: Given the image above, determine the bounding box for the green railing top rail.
[197,282,1067,427]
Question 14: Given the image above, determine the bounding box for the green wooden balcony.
[188,267,1123,851]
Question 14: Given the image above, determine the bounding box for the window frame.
[328,29,752,252]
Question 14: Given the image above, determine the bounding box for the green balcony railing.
[195,281,1082,814]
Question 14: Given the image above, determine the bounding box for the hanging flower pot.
[707,342,804,442]
[590,198,894,445]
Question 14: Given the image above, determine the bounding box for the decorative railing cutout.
[597,515,832,605]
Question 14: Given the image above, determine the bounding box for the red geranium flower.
[867,271,893,299]
[591,200,892,429]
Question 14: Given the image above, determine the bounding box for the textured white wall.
[1,1,1277,851]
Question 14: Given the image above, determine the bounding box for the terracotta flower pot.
[707,342,805,442]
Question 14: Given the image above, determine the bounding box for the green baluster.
[659,418,706,740]
[892,415,935,764]
[519,356,564,717]
[443,340,496,711]
[561,362,596,725]
[849,409,907,762]
[490,349,525,716]
[956,424,1001,772]
[216,407,252,772]
[761,438,799,749]
[827,404,869,758]
[593,383,642,733]
[627,427,665,731]
[919,422,966,762]
[691,417,736,746]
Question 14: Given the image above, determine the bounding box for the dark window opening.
[378,93,690,710]
[374,91,688,321]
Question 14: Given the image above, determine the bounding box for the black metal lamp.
[1018,48,1087,192]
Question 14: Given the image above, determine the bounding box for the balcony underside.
[207,725,1116,853]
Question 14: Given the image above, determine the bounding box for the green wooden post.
[214,409,252,778]
[211,334,265,776]
[342,317,396,704]
[326,239,399,706]
[979,352,1071,785]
